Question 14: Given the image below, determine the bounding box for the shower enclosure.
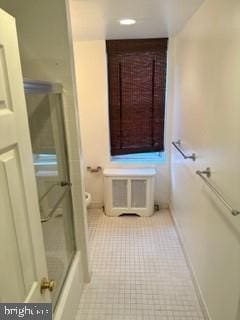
[24,79,76,308]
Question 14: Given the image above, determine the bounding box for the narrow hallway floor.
[76,209,205,320]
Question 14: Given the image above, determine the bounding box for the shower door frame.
[24,79,90,318]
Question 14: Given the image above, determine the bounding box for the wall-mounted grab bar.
[196,168,240,216]
[172,140,196,161]
[87,166,102,173]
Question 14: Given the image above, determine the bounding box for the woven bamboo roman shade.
[107,38,168,156]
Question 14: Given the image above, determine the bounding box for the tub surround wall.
[25,94,55,154]
[170,0,240,319]
[74,40,174,209]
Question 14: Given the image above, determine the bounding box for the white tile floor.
[76,209,205,320]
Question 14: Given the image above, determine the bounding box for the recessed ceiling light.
[119,19,136,26]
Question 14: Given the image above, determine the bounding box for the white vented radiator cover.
[104,168,156,217]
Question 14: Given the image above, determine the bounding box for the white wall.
[74,40,173,208]
[170,0,240,319]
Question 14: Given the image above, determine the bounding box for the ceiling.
[69,0,204,41]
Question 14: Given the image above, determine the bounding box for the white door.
[0,8,51,303]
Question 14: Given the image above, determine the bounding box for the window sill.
[111,152,166,164]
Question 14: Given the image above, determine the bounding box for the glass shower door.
[24,80,76,308]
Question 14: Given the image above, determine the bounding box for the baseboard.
[159,202,169,209]
[169,203,211,320]
[89,201,103,209]
[154,201,169,210]
[54,251,84,320]
[90,201,169,210]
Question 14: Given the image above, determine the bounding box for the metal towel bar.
[172,140,196,161]
[41,187,69,223]
[196,168,240,216]
[39,181,72,204]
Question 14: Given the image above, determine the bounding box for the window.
[111,152,166,164]
[107,38,168,156]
